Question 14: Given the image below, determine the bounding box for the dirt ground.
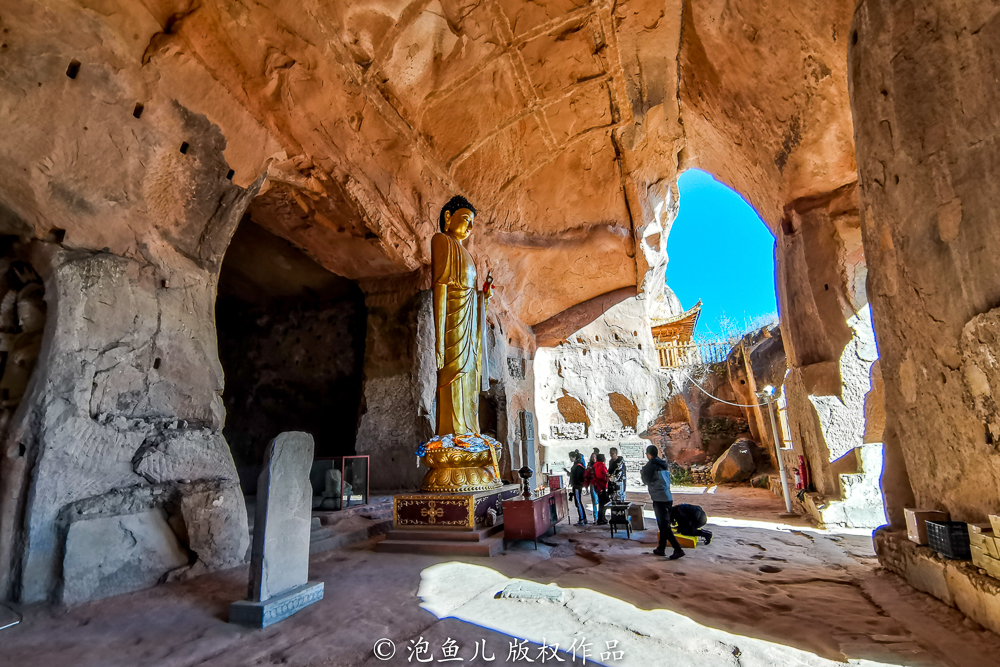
[2,485,999,667]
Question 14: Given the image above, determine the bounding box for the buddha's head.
[440,195,476,241]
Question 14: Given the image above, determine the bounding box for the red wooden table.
[501,489,568,549]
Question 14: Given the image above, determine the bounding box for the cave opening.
[666,168,779,343]
[215,216,367,496]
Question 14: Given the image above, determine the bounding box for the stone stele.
[230,432,324,628]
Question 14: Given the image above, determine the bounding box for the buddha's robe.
[432,232,483,436]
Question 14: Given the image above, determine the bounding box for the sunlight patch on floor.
[706,516,874,537]
[670,485,718,494]
[418,562,900,667]
[631,510,873,538]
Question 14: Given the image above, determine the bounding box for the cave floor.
[3,486,1000,667]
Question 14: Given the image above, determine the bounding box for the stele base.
[229,581,325,629]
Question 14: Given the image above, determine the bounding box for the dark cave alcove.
[216,217,367,494]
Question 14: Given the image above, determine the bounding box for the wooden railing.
[654,340,730,368]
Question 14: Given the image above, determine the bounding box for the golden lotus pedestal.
[377,440,520,555]
[419,447,501,493]
[389,446,516,532]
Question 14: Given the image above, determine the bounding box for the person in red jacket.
[583,453,598,522]
[593,453,610,525]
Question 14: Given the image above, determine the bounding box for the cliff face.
[0,0,856,327]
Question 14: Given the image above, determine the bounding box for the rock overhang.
[0,0,858,330]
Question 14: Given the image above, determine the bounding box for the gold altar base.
[392,484,521,530]
[420,447,501,493]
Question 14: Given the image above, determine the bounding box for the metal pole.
[765,394,794,514]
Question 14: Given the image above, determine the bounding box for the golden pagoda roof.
[650,300,702,343]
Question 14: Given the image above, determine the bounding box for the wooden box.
[905,508,949,545]
[969,526,1000,558]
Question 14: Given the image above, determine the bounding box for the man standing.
[640,444,684,560]
[569,453,588,525]
[607,447,627,504]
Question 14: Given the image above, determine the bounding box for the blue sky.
[665,169,778,340]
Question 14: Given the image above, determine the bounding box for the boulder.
[711,440,757,483]
[62,509,190,605]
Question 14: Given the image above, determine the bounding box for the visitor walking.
[569,453,588,525]
[641,444,684,560]
[607,447,627,504]
[671,503,713,544]
[561,449,581,478]
[583,452,600,522]
[593,453,610,524]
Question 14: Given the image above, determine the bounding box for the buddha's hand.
[436,347,444,370]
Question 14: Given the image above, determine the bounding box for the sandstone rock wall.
[725,327,786,463]
[0,13,263,599]
[3,249,250,604]
[217,293,367,492]
[850,0,1000,526]
[534,284,762,477]
[534,294,677,475]
[775,185,886,528]
[0,0,859,331]
[354,277,435,493]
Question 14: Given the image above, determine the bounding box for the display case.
[309,455,370,510]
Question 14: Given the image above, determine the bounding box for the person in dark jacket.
[607,447,627,504]
[593,453,610,524]
[569,453,588,525]
[640,444,684,560]
[671,503,713,544]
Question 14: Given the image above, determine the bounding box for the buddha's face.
[445,208,474,240]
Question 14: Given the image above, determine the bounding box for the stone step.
[310,527,373,554]
[375,534,504,557]
[382,523,503,543]
[250,517,392,555]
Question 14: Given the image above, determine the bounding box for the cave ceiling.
[0,0,857,328]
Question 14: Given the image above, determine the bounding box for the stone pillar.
[774,185,888,529]
[850,0,1000,524]
[6,247,253,603]
[355,276,435,492]
[0,100,262,602]
[230,431,323,628]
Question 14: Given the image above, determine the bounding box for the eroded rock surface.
[0,0,857,327]
[850,0,1000,524]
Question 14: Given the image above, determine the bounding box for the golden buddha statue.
[418,196,502,492]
